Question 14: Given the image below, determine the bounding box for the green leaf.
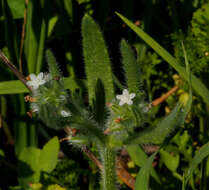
[0,149,5,157]
[125,103,185,145]
[46,49,61,77]
[159,149,179,172]
[46,184,66,190]
[0,77,85,95]
[36,0,51,74]
[120,39,141,93]
[18,137,60,187]
[64,0,73,19]
[0,80,29,94]
[134,152,157,190]
[39,137,59,172]
[48,16,58,37]
[185,141,209,184]
[126,145,160,184]
[92,79,107,126]
[82,14,114,103]
[18,147,41,187]
[76,0,90,5]
[182,174,186,190]
[116,12,209,106]
[7,0,25,19]
[24,0,39,73]
[2,0,19,63]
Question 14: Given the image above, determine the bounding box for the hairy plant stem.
[100,146,117,190]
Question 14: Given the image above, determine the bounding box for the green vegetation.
[1,1,209,190]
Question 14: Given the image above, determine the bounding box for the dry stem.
[0,51,31,91]
[19,0,28,73]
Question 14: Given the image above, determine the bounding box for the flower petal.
[37,72,44,80]
[38,80,46,86]
[60,110,71,117]
[123,89,129,95]
[119,101,125,106]
[116,95,122,100]
[29,73,36,81]
[130,93,136,99]
[127,100,133,105]
[26,81,33,86]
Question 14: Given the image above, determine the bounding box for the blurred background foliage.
[1,0,209,189]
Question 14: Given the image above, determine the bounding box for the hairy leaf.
[82,14,114,103]
[125,95,191,145]
[46,49,61,77]
[120,39,141,93]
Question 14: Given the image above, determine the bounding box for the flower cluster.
[26,72,51,90]
[26,72,71,118]
[26,72,147,128]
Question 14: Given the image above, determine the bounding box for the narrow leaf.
[2,0,19,63]
[48,16,58,37]
[36,0,51,74]
[134,152,157,190]
[126,145,160,184]
[126,84,192,145]
[0,80,29,94]
[0,78,85,95]
[82,14,114,103]
[24,0,39,73]
[64,0,73,19]
[120,39,141,93]
[185,141,209,184]
[125,103,184,145]
[46,49,61,77]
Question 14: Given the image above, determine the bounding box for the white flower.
[116,89,136,106]
[26,72,46,90]
[60,110,71,117]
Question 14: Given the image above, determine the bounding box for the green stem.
[200,105,209,190]
[100,146,116,190]
[173,172,183,181]
[200,159,207,190]
[15,95,28,156]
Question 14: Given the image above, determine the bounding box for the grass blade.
[185,141,209,185]
[134,152,157,190]
[0,78,85,95]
